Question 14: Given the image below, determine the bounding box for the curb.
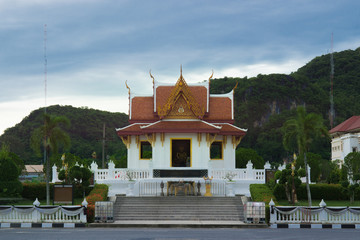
[0,223,86,228]
[271,223,360,229]
[88,222,268,228]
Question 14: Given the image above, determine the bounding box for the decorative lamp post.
[291,153,297,204]
[203,176,213,197]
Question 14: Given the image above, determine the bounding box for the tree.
[0,144,23,197]
[282,106,329,206]
[30,114,71,205]
[236,147,265,169]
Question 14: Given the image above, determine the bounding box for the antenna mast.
[330,33,335,128]
[44,24,47,114]
[43,24,47,165]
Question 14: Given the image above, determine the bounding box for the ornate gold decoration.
[125,80,130,96]
[232,136,243,149]
[160,133,165,147]
[120,136,131,149]
[136,135,140,149]
[233,81,238,91]
[149,70,155,86]
[157,70,205,119]
[223,135,227,149]
[206,133,217,147]
[197,133,202,147]
[145,133,156,147]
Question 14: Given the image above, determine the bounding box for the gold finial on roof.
[149,70,155,85]
[233,81,238,91]
[209,70,214,81]
[180,64,183,79]
[125,80,130,96]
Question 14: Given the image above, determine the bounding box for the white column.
[90,161,98,181]
[108,160,115,180]
[246,160,253,179]
[269,199,276,224]
[51,164,58,183]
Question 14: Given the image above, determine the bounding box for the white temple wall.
[127,133,237,170]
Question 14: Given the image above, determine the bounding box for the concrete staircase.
[114,196,244,221]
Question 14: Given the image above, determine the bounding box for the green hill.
[0,105,128,165]
[1,47,359,165]
[210,47,360,162]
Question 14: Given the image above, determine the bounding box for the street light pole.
[291,153,297,204]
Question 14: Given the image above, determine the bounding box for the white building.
[330,116,360,167]
[77,70,272,197]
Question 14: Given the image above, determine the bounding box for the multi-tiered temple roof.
[117,70,246,137]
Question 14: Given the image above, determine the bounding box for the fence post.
[319,199,327,223]
[269,199,276,224]
[91,161,98,181]
[246,160,254,179]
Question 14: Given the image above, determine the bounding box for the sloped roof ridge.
[330,116,360,133]
[214,122,248,132]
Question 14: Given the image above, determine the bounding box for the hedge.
[249,184,277,224]
[22,183,93,200]
[0,181,23,197]
[273,184,351,201]
[86,184,109,223]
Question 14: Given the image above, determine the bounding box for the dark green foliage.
[211,48,360,164]
[249,184,277,224]
[236,148,264,169]
[0,105,128,165]
[0,157,20,181]
[273,184,287,201]
[0,181,23,197]
[249,184,276,203]
[275,184,351,201]
[22,183,54,200]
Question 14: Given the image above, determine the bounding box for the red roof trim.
[329,116,360,134]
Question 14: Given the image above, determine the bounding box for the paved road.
[0,228,358,240]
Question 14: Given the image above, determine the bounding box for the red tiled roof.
[117,123,149,136]
[204,97,232,121]
[117,121,247,136]
[215,123,247,136]
[141,121,220,133]
[329,116,360,134]
[131,96,157,121]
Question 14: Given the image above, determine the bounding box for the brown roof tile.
[204,97,232,121]
[131,96,157,121]
[329,116,360,134]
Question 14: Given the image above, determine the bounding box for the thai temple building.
[116,69,246,172]
[53,69,271,197]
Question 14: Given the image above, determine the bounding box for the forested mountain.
[210,47,360,163]
[1,47,359,165]
[0,105,128,165]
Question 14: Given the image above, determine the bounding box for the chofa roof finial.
[149,70,155,85]
[125,80,130,96]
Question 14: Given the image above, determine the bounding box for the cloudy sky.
[0,0,359,135]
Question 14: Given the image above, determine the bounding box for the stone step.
[113,196,245,222]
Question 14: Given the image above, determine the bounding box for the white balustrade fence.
[0,205,87,223]
[269,200,360,224]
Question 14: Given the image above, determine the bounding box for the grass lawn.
[277,199,360,207]
[0,198,85,206]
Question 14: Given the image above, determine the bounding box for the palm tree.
[282,106,328,207]
[31,114,70,205]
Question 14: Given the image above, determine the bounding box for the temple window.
[210,141,223,160]
[140,141,152,159]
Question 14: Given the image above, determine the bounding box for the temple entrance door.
[171,139,191,167]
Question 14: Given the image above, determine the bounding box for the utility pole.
[330,33,335,129]
[98,123,113,168]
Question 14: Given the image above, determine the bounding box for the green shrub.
[249,184,276,224]
[0,181,23,197]
[22,183,54,200]
[250,184,276,203]
[273,184,286,201]
[86,184,108,223]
